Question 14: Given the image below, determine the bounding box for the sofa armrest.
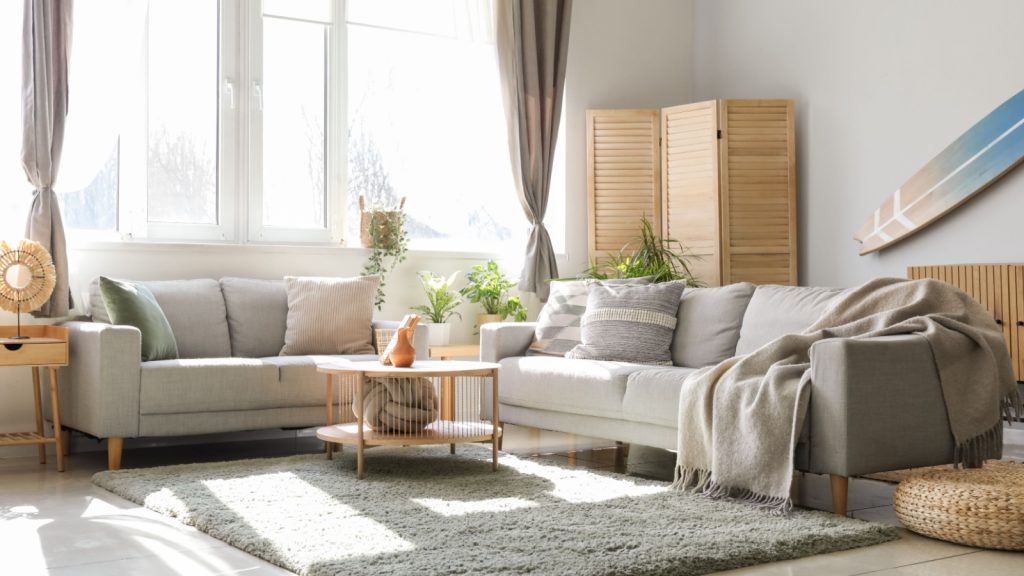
[807,334,954,477]
[372,319,430,360]
[54,321,143,439]
[480,322,537,362]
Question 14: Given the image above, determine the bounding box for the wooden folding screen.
[588,100,797,286]
[586,109,661,263]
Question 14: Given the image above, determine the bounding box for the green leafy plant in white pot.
[459,260,528,330]
[410,271,462,346]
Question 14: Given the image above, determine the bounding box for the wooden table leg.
[357,375,365,479]
[31,368,45,464]
[325,374,333,460]
[441,376,455,420]
[48,367,64,472]
[492,370,500,471]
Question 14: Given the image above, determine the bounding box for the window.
[346,0,543,252]
[3,0,564,253]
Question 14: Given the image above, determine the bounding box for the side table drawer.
[0,343,68,367]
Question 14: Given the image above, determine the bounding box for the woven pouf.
[893,460,1024,550]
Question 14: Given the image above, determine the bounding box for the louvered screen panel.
[720,100,797,285]
[586,109,661,263]
[661,101,721,286]
[908,264,1023,382]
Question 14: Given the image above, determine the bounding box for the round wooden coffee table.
[316,360,501,479]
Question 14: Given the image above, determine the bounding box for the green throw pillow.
[99,276,179,361]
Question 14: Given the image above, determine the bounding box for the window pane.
[262,17,327,229]
[347,6,527,251]
[147,0,218,224]
[56,0,125,232]
[0,0,29,238]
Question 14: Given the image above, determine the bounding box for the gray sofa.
[481,283,958,515]
[53,277,427,470]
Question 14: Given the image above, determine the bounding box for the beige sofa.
[481,283,960,514]
[53,277,427,469]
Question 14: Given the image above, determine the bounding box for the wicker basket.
[359,196,405,248]
[893,460,1024,550]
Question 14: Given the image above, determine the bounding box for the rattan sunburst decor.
[0,239,56,338]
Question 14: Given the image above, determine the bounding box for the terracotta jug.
[389,327,416,368]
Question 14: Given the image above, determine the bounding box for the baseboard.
[1005,422,1024,447]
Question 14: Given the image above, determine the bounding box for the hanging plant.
[360,196,409,310]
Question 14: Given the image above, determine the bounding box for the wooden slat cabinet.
[908,264,1024,382]
[587,100,797,287]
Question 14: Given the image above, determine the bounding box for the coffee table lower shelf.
[317,421,502,479]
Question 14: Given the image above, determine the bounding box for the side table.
[317,360,501,479]
[0,325,69,471]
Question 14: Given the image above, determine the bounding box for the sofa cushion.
[221,277,289,358]
[671,283,755,368]
[99,277,179,362]
[734,285,843,355]
[498,356,654,419]
[623,367,697,428]
[92,277,232,359]
[280,275,379,356]
[567,280,686,365]
[528,277,652,357]
[140,358,282,414]
[145,279,232,359]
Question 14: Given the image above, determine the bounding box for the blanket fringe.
[672,465,792,515]
[702,481,793,516]
[671,465,711,493]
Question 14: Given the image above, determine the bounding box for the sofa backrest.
[733,285,843,355]
[671,282,755,368]
[220,277,289,358]
[89,277,232,359]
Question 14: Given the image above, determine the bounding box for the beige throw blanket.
[673,277,1021,512]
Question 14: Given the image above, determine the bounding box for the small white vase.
[424,322,451,346]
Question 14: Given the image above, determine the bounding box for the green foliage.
[459,260,528,321]
[362,205,409,310]
[579,216,704,286]
[410,271,463,324]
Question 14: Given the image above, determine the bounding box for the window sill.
[68,237,513,262]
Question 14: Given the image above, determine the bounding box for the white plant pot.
[423,322,451,346]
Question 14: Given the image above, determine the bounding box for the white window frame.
[117,0,237,243]
[244,0,345,245]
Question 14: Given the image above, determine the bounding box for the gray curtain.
[22,0,73,317]
[497,0,572,301]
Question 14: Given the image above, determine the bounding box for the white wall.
[692,0,1024,287]
[0,0,695,457]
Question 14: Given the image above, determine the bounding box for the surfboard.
[854,88,1024,255]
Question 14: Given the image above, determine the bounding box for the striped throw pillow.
[280,275,379,355]
[528,277,653,357]
[566,280,686,365]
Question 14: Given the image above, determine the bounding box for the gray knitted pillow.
[527,277,653,357]
[566,280,686,365]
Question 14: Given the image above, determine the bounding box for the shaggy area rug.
[93,445,897,576]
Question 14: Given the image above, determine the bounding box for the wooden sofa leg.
[107,438,123,470]
[61,429,71,456]
[830,474,849,516]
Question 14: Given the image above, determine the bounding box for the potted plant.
[360,196,409,309]
[410,271,462,346]
[460,260,528,329]
[578,216,703,286]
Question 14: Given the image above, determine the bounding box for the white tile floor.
[1,425,1022,575]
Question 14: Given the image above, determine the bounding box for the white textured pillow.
[280,275,379,356]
